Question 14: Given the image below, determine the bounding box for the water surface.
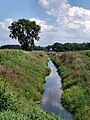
[41,59,72,120]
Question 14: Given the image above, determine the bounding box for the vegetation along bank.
[49,51,90,120]
[0,50,60,120]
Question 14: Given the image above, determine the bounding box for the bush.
[61,86,85,112]
[0,79,17,112]
[74,105,90,120]
[0,107,61,120]
[0,110,27,120]
[50,51,90,120]
[27,107,60,120]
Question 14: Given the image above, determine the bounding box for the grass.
[49,51,90,120]
[0,49,60,120]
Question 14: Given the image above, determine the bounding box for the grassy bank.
[0,50,60,120]
[49,51,90,120]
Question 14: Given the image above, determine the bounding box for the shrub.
[0,79,17,112]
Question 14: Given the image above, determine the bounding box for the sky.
[0,0,90,46]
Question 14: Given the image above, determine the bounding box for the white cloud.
[38,0,90,45]
[39,0,70,19]
[29,18,53,31]
[38,0,50,8]
[29,18,54,46]
[0,18,53,46]
[0,18,18,46]
[0,18,13,31]
[1,0,90,47]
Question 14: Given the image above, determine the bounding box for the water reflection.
[41,60,72,120]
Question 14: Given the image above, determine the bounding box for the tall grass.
[49,51,90,120]
[0,50,60,120]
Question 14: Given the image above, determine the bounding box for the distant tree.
[8,19,41,51]
[88,43,90,48]
[47,42,90,52]
[46,45,52,51]
[0,45,21,49]
[33,45,45,51]
[52,43,64,52]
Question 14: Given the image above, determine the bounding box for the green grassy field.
[0,50,60,120]
[49,51,90,120]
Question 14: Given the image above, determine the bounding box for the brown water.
[40,59,72,120]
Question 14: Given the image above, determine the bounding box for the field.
[1,49,90,120]
[49,51,90,120]
[0,50,60,120]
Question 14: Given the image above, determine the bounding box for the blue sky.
[0,0,54,22]
[0,0,38,20]
[68,0,90,9]
[0,0,90,46]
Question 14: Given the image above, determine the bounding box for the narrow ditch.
[40,59,72,120]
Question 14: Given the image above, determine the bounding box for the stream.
[40,59,72,120]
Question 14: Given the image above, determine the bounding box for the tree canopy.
[8,19,41,51]
[47,42,90,52]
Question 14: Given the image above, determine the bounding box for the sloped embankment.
[49,51,90,120]
[0,50,60,120]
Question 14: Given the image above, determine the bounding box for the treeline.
[46,42,90,52]
[0,45,21,49]
[1,42,90,52]
[0,45,45,51]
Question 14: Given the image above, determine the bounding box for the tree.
[8,19,41,51]
[46,45,52,51]
[52,43,64,52]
